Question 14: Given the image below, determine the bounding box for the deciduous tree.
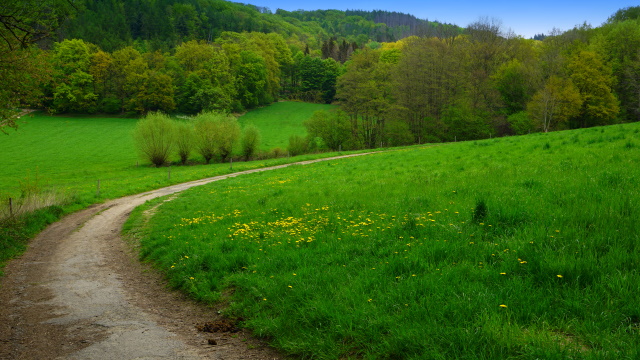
[527,76,582,132]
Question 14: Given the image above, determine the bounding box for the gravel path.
[0,153,372,359]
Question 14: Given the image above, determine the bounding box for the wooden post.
[9,197,13,218]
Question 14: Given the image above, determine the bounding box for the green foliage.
[193,111,240,163]
[507,111,536,135]
[241,125,261,160]
[51,39,99,113]
[304,109,351,151]
[174,121,195,165]
[568,50,619,127]
[133,112,175,167]
[527,76,583,132]
[131,123,640,359]
[287,135,308,156]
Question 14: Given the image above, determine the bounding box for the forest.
[2,1,640,148]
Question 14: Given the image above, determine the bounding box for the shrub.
[241,125,261,160]
[287,135,308,156]
[194,111,240,164]
[174,121,195,165]
[303,109,351,151]
[507,111,536,135]
[133,111,175,167]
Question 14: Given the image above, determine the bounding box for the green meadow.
[238,101,336,150]
[127,124,640,359]
[0,102,342,273]
[0,102,331,202]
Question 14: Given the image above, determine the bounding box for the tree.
[304,109,352,150]
[133,112,175,167]
[0,0,78,51]
[336,47,393,148]
[50,39,99,113]
[1,0,78,128]
[493,59,539,115]
[393,37,454,141]
[527,76,582,132]
[567,51,619,127]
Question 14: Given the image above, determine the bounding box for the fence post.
[9,197,13,218]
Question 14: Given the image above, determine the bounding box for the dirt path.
[0,153,373,359]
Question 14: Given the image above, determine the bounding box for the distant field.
[238,101,336,150]
[128,123,640,359]
[0,103,349,275]
[0,102,333,201]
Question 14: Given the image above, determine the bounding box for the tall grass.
[128,123,640,359]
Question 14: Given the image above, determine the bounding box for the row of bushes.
[133,110,356,168]
[134,111,263,167]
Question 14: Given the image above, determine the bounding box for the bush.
[133,111,175,167]
[174,121,195,165]
[507,111,536,135]
[194,111,240,164]
[287,135,308,156]
[303,109,351,151]
[241,125,261,160]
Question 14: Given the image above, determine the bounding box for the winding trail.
[0,153,373,359]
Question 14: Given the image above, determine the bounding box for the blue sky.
[250,1,637,38]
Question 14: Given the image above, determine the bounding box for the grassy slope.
[128,124,640,359]
[238,101,336,150]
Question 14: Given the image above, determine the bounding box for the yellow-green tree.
[527,76,582,132]
[568,50,619,127]
[50,39,100,113]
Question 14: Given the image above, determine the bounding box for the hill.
[56,0,462,51]
[130,122,640,358]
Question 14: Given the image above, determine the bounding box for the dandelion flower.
[499,304,507,308]
[500,272,506,275]
[557,274,563,278]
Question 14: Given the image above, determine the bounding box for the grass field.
[0,102,333,202]
[238,101,336,150]
[126,124,640,359]
[0,102,344,274]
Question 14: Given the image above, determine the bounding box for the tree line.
[302,11,640,150]
[4,1,640,148]
[40,32,343,115]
